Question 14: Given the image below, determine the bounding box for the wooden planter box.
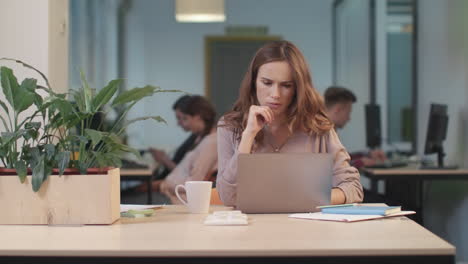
[0,168,120,225]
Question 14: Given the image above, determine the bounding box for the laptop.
[236,153,333,213]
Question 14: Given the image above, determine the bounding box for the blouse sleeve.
[215,122,240,206]
[326,129,364,203]
[186,133,218,182]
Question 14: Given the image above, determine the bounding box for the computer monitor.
[365,104,382,149]
[423,103,451,168]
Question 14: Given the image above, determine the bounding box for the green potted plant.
[0,58,178,224]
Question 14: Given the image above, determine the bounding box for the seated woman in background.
[155,95,218,204]
[149,95,199,180]
[216,40,363,206]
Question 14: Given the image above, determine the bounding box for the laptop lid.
[236,153,333,214]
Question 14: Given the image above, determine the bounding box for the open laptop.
[236,153,333,213]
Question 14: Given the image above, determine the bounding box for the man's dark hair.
[324,86,357,108]
[172,95,192,110]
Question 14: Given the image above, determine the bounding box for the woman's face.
[175,109,204,134]
[174,109,191,132]
[255,61,296,118]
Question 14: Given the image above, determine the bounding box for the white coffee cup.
[175,181,212,213]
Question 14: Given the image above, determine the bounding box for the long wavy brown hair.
[221,40,333,142]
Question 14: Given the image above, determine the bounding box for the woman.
[149,95,200,180]
[157,95,218,203]
[217,41,363,206]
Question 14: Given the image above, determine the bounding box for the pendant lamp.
[175,0,226,23]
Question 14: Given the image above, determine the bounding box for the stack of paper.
[289,211,415,222]
[289,204,415,222]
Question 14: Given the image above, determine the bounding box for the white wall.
[121,0,334,151]
[0,0,49,160]
[419,0,468,262]
[0,0,49,77]
[334,0,369,152]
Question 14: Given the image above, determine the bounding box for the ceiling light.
[175,0,226,23]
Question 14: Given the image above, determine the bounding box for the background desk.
[362,166,468,225]
[120,168,153,204]
[0,205,455,264]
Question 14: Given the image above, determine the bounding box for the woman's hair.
[177,95,217,137]
[172,95,192,110]
[222,40,333,141]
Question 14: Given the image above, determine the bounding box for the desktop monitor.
[423,103,451,168]
[365,104,382,149]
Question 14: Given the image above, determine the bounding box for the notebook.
[321,205,401,216]
[236,153,333,214]
[289,211,416,222]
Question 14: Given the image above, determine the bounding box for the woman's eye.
[262,81,272,86]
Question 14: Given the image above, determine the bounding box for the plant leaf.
[125,116,167,127]
[0,98,9,115]
[44,144,55,160]
[0,58,52,90]
[55,151,71,176]
[21,78,37,92]
[33,93,43,110]
[77,135,88,144]
[25,122,41,130]
[43,163,52,182]
[1,132,15,143]
[120,144,141,160]
[92,79,122,111]
[0,67,19,109]
[85,128,103,147]
[32,155,45,192]
[93,151,107,168]
[29,147,41,169]
[80,71,93,113]
[14,160,27,183]
[50,97,74,117]
[154,88,183,94]
[0,99,10,131]
[0,114,10,132]
[14,78,36,114]
[111,85,157,106]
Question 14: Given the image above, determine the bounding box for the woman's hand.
[238,105,274,153]
[149,148,170,165]
[244,105,274,136]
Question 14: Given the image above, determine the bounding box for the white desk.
[0,205,455,263]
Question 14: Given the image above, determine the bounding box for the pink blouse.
[216,122,364,206]
[160,132,217,203]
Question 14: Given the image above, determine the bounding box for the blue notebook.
[321,205,401,216]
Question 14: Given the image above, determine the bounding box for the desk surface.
[0,205,454,258]
[363,166,468,177]
[120,168,153,176]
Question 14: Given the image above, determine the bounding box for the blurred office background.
[0,0,467,262]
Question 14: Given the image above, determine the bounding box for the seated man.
[324,86,388,203]
[324,86,386,169]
